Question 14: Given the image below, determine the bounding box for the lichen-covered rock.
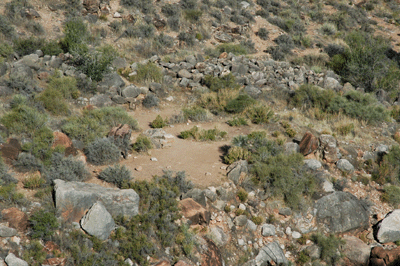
[315,191,369,233]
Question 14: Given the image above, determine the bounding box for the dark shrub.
[182,106,209,121]
[274,34,294,53]
[98,164,132,188]
[133,135,152,152]
[162,4,181,17]
[178,32,196,46]
[1,104,47,136]
[225,94,256,113]
[61,18,88,52]
[41,40,63,56]
[46,153,89,182]
[85,138,121,165]
[0,157,17,185]
[29,210,58,240]
[258,27,269,40]
[13,37,45,56]
[325,43,345,58]
[150,115,168,128]
[168,16,180,31]
[202,73,239,92]
[0,15,16,38]
[37,88,69,115]
[311,233,344,265]
[142,94,159,108]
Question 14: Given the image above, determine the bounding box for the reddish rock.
[179,198,210,225]
[108,124,131,138]
[201,238,223,266]
[42,258,66,266]
[1,207,28,231]
[83,0,99,14]
[155,260,171,266]
[38,72,50,80]
[174,260,192,266]
[299,132,319,156]
[53,131,73,149]
[370,246,400,266]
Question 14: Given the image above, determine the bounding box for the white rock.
[292,231,302,239]
[150,157,158,161]
[239,203,246,210]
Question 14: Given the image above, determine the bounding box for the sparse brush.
[179,126,227,141]
[23,174,45,189]
[133,135,153,152]
[227,117,248,126]
[98,164,132,188]
[150,115,168,128]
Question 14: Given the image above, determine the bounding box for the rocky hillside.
[2,0,400,265]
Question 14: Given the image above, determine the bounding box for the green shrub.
[125,24,156,39]
[62,107,138,144]
[133,135,153,152]
[224,146,251,164]
[22,240,47,266]
[251,216,263,225]
[98,164,132,188]
[182,106,209,122]
[42,40,63,56]
[0,15,15,39]
[132,62,162,84]
[258,27,269,40]
[311,233,344,265]
[227,116,248,126]
[202,73,240,92]
[48,73,79,99]
[320,23,337,35]
[121,0,153,13]
[13,37,45,56]
[1,103,47,136]
[178,32,196,46]
[184,9,202,22]
[0,42,14,61]
[216,43,248,55]
[61,18,88,52]
[150,115,168,128]
[30,209,59,240]
[245,105,273,124]
[162,3,181,17]
[23,174,46,189]
[0,157,17,185]
[168,15,180,31]
[296,250,311,264]
[237,188,248,202]
[46,153,90,182]
[25,21,45,35]
[85,138,121,165]
[21,126,59,163]
[37,88,69,115]
[179,126,227,141]
[225,94,256,113]
[381,185,400,207]
[5,0,32,19]
[336,123,354,136]
[0,183,25,205]
[13,153,43,173]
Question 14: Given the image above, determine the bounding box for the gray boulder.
[342,235,370,265]
[178,69,192,79]
[80,201,115,240]
[324,77,341,90]
[244,85,261,98]
[182,188,207,207]
[261,224,276,236]
[234,215,248,227]
[336,159,354,173]
[4,253,28,266]
[22,54,40,70]
[315,191,369,233]
[284,142,300,155]
[376,209,400,243]
[319,134,338,163]
[112,57,127,69]
[246,219,257,232]
[122,85,141,98]
[89,94,113,107]
[204,189,217,202]
[244,242,288,266]
[0,225,17,237]
[209,226,229,246]
[54,179,139,222]
[49,56,63,69]
[215,32,233,43]
[304,159,322,170]
[227,160,248,185]
[99,72,125,88]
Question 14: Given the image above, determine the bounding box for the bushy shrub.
[132,62,162,84]
[121,0,152,13]
[98,164,132,188]
[154,33,174,50]
[216,43,248,55]
[5,0,32,19]
[23,174,46,189]
[142,94,159,108]
[179,126,227,141]
[274,34,294,53]
[133,135,153,152]
[62,107,138,144]
[381,185,400,207]
[85,138,121,165]
[258,27,269,40]
[178,32,196,46]
[0,158,17,185]
[168,16,180,31]
[320,23,337,35]
[13,153,43,173]
[22,240,47,266]
[47,73,79,99]
[13,37,45,56]
[225,94,256,113]
[0,183,25,205]
[182,106,209,122]
[125,24,155,39]
[184,9,202,22]
[1,103,47,136]
[237,188,248,202]
[202,73,240,92]
[29,209,58,240]
[150,115,168,128]
[46,153,90,182]
[37,88,69,115]
[245,105,273,124]
[25,21,45,35]
[227,116,248,126]
[41,40,63,56]
[61,18,88,52]
[0,15,16,39]
[224,146,251,164]
[311,233,344,265]
[162,3,181,17]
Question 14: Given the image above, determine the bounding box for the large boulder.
[178,198,210,225]
[182,188,207,207]
[4,253,28,266]
[143,129,174,149]
[0,225,17,237]
[376,209,400,243]
[89,94,113,107]
[122,85,141,98]
[1,207,28,231]
[244,242,288,266]
[80,201,115,240]
[209,226,229,247]
[315,192,369,233]
[54,179,139,222]
[370,246,400,266]
[342,236,370,266]
[299,132,319,156]
[227,160,248,185]
[336,159,355,173]
[99,72,125,88]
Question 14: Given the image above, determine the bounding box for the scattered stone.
[315,191,369,233]
[245,242,288,266]
[179,198,210,225]
[304,159,322,170]
[54,179,139,222]
[99,72,125,88]
[0,225,17,237]
[89,94,113,107]
[151,157,158,161]
[279,207,292,216]
[284,142,300,155]
[80,202,115,240]
[5,253,28,266]
[234,215,248,227]
[336,159,354,173]
[182,188,207,207]
[246,219,257,231]
[261,224,276,236]
[299,132,319,156]
[292,231,301,239]
[342,235,370,266]
[214,32,233,43]
[122,85,141,98]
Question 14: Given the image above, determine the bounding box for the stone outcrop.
[299,132,319,156]
[80,201,115,240]
[376,209,400,243]
[54,179,139,222]
[226,160,248,185]
[179,198,210,225]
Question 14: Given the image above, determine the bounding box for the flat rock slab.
[5,253,28,266]
[54,179,139,222]
[315,191,369,233]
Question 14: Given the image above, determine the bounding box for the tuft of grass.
[150,115,168,128]
[237,188,248,202]
[133,135,153,152]
[179,126,227,141]
[227,116,248,126]
[23,174,45,189]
